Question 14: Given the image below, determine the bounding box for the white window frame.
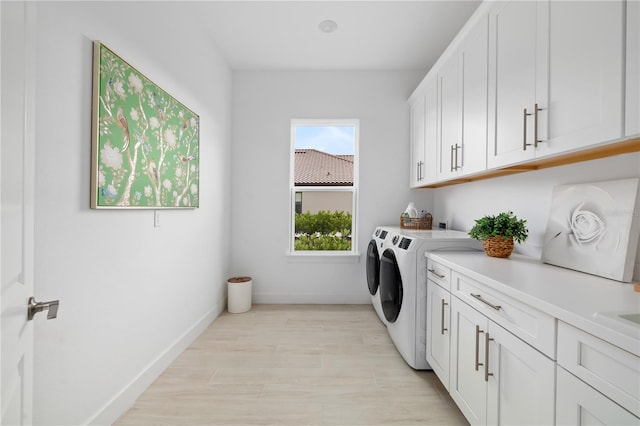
[288,119,360,260]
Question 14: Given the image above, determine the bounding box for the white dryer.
[366,226,391,326]
[379,228,481,369]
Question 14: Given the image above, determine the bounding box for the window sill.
[286,252,361,263]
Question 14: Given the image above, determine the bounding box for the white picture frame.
[542,178,640,282]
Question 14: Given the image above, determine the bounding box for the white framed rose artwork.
[542,178,640,282]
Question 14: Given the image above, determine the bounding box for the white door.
[1,2,36,424]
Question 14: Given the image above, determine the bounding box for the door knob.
[27,297,59,321]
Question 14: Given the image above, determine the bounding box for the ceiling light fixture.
[318,19,338,33]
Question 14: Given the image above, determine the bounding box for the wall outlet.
[438,221,447,230]
[154,210,161,228]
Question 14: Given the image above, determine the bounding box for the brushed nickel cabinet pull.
[534,103,544,147]
[485,332,494,382]
[523,108,533,150]
[475,325,484,371]
[428,268,445,279]
[471,293,502,311]
[450,145,455,172]
[441,299,448,335]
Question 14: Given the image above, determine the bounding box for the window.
[290,119,359,254]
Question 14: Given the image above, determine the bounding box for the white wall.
[31,3,232,424]
[433,152,640,281]
[231,71,432,303]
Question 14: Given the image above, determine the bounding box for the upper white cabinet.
[409,0,637,188]
[409,91,426,188]
[488,0,626,169]
[409,73,438,187]
[486,1,545,168]
[437,51,460,181]
[459,15,489,176]
[544,1,625,153]
[627,0,640,137]
[423,73,438,184]
[437,15,489,181]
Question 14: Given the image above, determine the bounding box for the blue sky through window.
[294,126,354,155]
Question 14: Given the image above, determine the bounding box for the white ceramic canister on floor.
[227,276,252,313]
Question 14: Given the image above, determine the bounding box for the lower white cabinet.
[556,367,639,426]
[449,296,555,426]
[557,321,640,421]
[426,279,451,390]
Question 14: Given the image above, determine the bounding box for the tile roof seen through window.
[295,149,353,186]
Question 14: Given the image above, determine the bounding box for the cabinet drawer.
[427,258,451,291]
[452,271,556,358]
[558,321,640,418]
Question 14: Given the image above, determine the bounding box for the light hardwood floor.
[115,304,468,425]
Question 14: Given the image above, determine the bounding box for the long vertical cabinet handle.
[475,325,484,370]
[523,108,533,150]
[419,161,424,181]
[485,332,494,382]
[455,144,460,170]
[450,145,455,172]
[441,299,448,335]
[534,103,544,148]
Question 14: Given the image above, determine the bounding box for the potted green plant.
[468,211,528,258]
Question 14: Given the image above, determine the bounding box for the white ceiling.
[192,1,482,71]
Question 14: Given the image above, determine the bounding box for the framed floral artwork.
[91,41,199,208]
[542,178,640,282]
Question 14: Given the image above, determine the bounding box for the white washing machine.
[366,226,391,326]
[379,228,481,369]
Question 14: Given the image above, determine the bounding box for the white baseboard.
[253,293,370,304]
[85,300,226,426]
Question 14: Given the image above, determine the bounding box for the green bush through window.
[294,210,352,251]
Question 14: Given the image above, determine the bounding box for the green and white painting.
[91,41,199,208]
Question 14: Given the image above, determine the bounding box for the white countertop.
[426,251,640,356]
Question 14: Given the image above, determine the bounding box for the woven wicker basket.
[400,214,432,230]
[482,236,514,258]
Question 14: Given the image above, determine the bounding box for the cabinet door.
[450,297,487,425]
[542,0,625,155]
[627,0,640,137]
[426,280,451,390]
[409,94,426,188]
[485,321,555,426]
[487,0,542,168]
[459,14,488,176]
[437,51,460,181]
[423,73,438,184]
[557,367,640,426]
